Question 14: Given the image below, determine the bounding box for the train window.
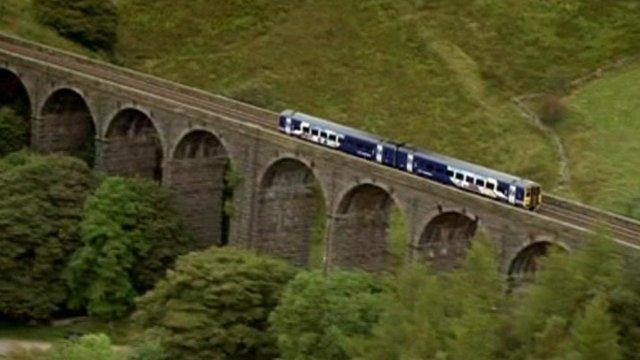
[446,170,454,177]
[426,164,433,171]
[328,134,336,142]
[476,179,485,186]
[312,129,319,136]
[455,173,464,180]
[466,175,474,183]
[320,132,327,139]
[487,183,495,190]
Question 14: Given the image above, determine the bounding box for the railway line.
[0,33,638,249]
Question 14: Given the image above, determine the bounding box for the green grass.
[0,318,142,345]
[559,63,640,218]
[3,0,640,209]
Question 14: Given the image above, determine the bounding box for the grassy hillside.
[3,0,640,215]
[560,63,640,217]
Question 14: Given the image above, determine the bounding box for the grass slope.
[561,63,640,217]
[3,0,640,212]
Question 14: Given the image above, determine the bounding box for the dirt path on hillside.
[0,339,51,355]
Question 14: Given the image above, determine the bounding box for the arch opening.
[418,211,478,270]
[331,184,398,271]
[102,109,163,181]
[256,158,326,266]
[39,89,96,165]
[168,130,230,249]
[0,69,32,152]
[508,241,564,287]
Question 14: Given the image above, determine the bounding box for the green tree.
[66,177,191,319]
[0,107,29,156]
[509,234,624,359]
[33,0,119,52]
[349,233,504,360]
[269,270,386,360]
[565,295,622,360]
[0,154,91,320]
[609,253,640,359]
[133,247,297,360]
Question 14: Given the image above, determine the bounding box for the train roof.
[281,110,540,188]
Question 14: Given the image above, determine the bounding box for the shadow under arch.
[255,157,326,266]
[102,108,163,181]
[0,68,32,152]
[330,183,401,271]
[39,88,96,165]
[416,210,479,271]
[166,129,231,249]
[508,240,568,288]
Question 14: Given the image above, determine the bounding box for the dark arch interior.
[106,109,163,181]
[169,130,230,249]
[332,184,396,271]
[257,158,325,266]
[418,212,478,270]
[0,69,32,147]
[41,89,96,165]
[508,241,562,287]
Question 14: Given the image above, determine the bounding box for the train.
[278,109,542,210]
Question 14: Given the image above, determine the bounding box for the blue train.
[278,109,542,210]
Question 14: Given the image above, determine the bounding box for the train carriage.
[279,110,542,210]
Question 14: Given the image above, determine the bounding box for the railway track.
[1,33,639,249]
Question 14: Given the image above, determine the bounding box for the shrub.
[33,0,119,52]
[50,333,121,360]
[0,107,29,157]
[269,270,387,360]
[538,94,568,126]
[66,177,191,319]
[0,154,92,320]
[134,247,297,359]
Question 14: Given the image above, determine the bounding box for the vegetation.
[0,107,29,156]
[269,271,386,360]
[66,177,191,319]
[3,334,122,360]
[0,153,92,320]
[133,247,297,359]
[33,0,118,52]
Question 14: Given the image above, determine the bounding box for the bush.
[134,247,297,360]
[269,270,386,360]
[0,107,29,157]
[538,94,568,126]
[50,333,121,360]
[348,233,505,360]
[0,154,92,320]
[66,177,191,319]
[33,0,119,52]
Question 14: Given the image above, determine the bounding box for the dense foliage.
[0,107,29,156]
[0,153,91,320]
[269,271,387,360]
[66,177,191,319]
[348,233,505,360]
[33,0,118,52]
[133,247,297,359]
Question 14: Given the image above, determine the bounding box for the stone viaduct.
[0,34,595,280]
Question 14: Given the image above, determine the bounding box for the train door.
[375,144,383,163]
[508,184,517,204]
[284,117,292,134]
[407,153,414,172]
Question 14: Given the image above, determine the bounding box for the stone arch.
[417,210,479,270]
[38,88,96,164]
[256,157,326,266]
[100,108,163,181]
[0,68,31,118]
[508,241,568,286]
[0,68,32,150]
[166,129,230,249]
[330,183,399,271]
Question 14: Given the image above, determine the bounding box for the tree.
[133,247,297,360]
[66,177,191,319]
[348,233,505,360]
[566,295,622,360]
[0,107,29,157]
[0,154,92,320]
[510,234,624,358]
[33,0,119,52]
[269,270,387,360]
